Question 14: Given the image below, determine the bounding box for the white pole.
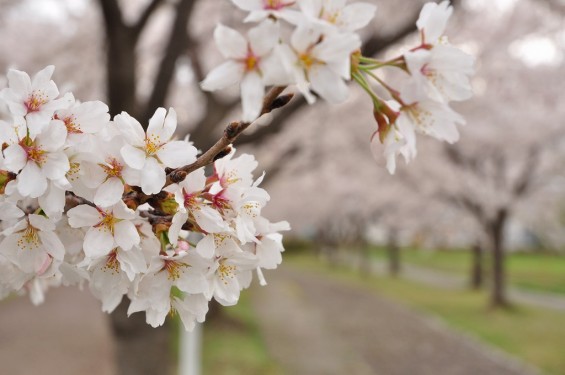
[179,323,202,375]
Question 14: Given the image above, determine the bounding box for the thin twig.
[166,86,290,185]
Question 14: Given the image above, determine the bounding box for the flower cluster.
[0,0,473,330]
[203,0,474,174]
[0,66,289,330]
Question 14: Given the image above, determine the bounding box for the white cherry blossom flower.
[167,168,228,246]
[116,108,197,194]
[0,66,72,136]
[55,99,111,148]
[0,214,65,275]
[277,26,361,103]
[171,294,209,331]
[231,0,301,23]
[3,120,70,198]
[416,0,452,45]
[405,44,474,102]
[127,250,210,327]
[201,21,284,122]
[297,0,377,34]
[67,201,140,258]
[88,247,146,313]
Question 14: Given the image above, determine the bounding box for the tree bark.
[470,242,483,290]
[488,209,510,308]
[110,299,173,375]
[387,228,401,277]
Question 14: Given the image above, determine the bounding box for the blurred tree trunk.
[470,242,483,290]
[387,228,401,277]
[488,208,510,308]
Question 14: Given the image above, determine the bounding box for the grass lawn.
[201,293,283,375]
[288,253,565,375]
[370,247,565,295]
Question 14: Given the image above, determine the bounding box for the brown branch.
[166,87,289,185]
[141,0,197,125]
[97,0,124,33]
[132,0,166,39]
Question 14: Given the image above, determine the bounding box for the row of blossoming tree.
[0,0,473,331]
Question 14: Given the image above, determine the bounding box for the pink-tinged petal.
[116,248,147,281]
[291,26,321,53]
[3,144,27,173]
[28,214,55,232]
[313,33,361,66]
[201,61,245,92]
[179,167,206,194]
[194,206,228,233]
[84,227,115,258]
[36,120,67,151]
[298,0,322,18]
[112,201,137,220]
[341,3,377,31]
[248,20,279,57]
[7,69,32,97]
[214,24,248,59]
[114,112,145,146]
[196,234,216,258]
[140,157,166,194]
[114,220,140,251]
[121,144,146,170]
[42,152,70,180]
[240,71,264,122]
[0,202,24,221]
[67,204,101,228]
[31,65,55,87]
[172,295,209,331]
[309,66,349,104]
[38,183,66,220]
[417,1,452,43]
[232,0,262,11]
[17,163,48,198]
[38,231,65,260]
[157,140,197,168]
[94,178,124,207]
[169,212,189,246]
[24,112,51,137]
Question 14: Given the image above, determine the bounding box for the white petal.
[309,66,349,103]
[114,220,140,251]
[31,65,55,87]
[121,144,147,170]
[341,3,377,31]
[156,141,197,168]
[38,231,65,260]
[214,24,248,59]
[94,178,124,207]
[7,69,32,96]
[42,152,70,180]
[201,61,245,92]
[248,20,279,57]
[67,205,101,228]
[140,157,166,195]
[180,167,206,194]
[3,144,27,173]
[240,72,264,122]
[17,163,48,198]
[84,227,115,258]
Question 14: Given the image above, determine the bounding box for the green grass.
[369,247,565,295]
[287,253,565,375]
[202,293,283,375]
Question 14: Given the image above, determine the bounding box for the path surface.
[251,264,539,375]
[0,287,116,375]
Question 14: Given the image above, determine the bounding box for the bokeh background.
[1,0,565,374]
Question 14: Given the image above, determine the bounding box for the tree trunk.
[488,209,510,308]
[106,28,138,117]
[470,242,483,290]
[387,228,401,277]
[110,299,173,375]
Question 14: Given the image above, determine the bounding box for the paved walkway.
[0,287,116,375]
[251,265,540,375]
